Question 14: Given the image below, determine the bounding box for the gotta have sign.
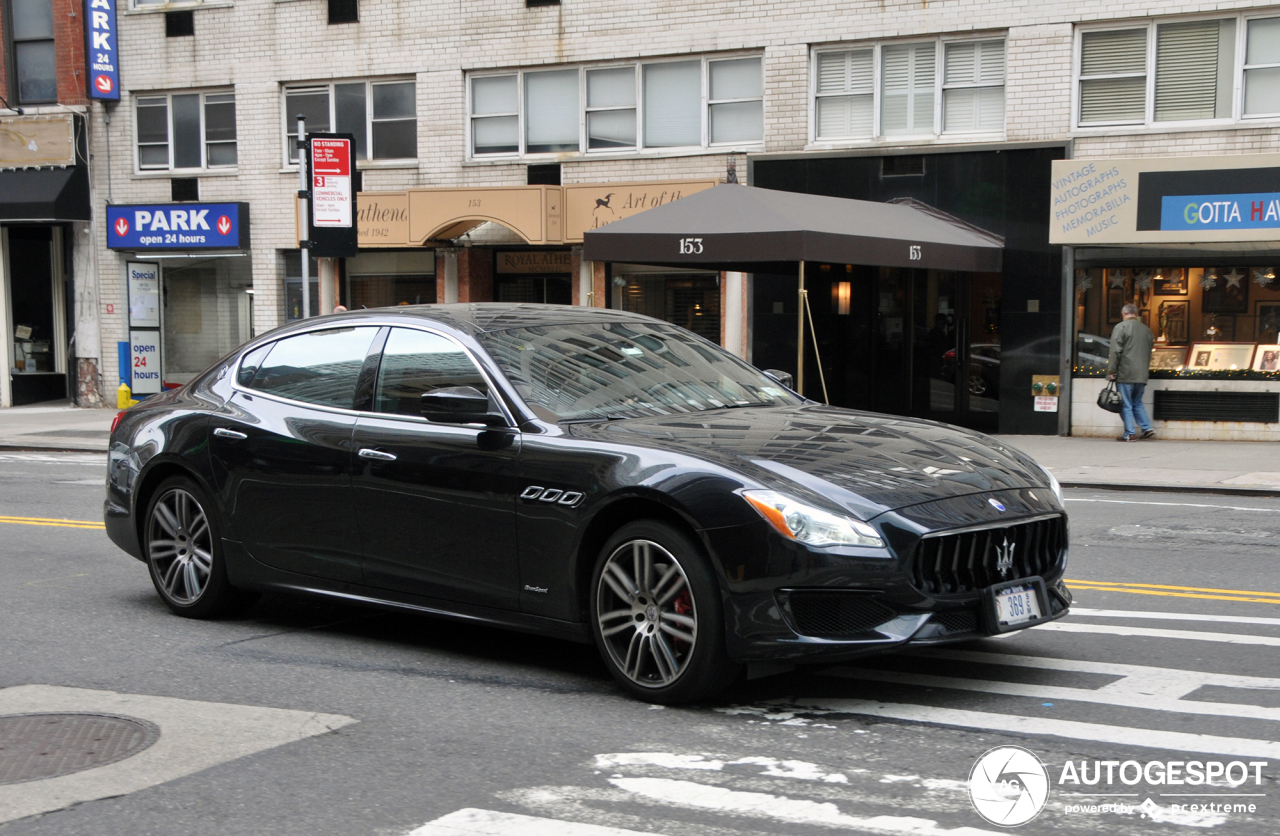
[107,203,249,250]
[1050,154,1280,245]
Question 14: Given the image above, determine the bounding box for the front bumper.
[722,577,1072,664]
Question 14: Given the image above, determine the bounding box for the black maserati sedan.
[105,304,1070,703]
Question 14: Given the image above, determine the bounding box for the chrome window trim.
[230,321,518,428]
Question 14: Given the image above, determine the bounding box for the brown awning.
[582,185,1004,272]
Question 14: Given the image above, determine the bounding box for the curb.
[1059,481,1280,499]
[0,445,108,454]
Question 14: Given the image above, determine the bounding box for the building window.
[1245,18,1280,117]
[812,38,1004,142]
[328,0,358,24]
[942,40,1005,133]
[284,80,416,163]
[165,10,194,37]
[468,55,763,158]
[10,0,57,104]
[136,91,238,171]
[1076,16,1249,128]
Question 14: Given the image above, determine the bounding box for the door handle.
[213,428,247,440]
[358,448,397,462]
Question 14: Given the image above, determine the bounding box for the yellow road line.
[0,515,105,530]
[1067,578,1280,604]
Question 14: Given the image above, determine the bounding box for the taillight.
[110,411,127,434]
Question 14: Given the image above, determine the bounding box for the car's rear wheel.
[591,520,739,704]
[144,476,253,618]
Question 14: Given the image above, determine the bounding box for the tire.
[590,520,740,704]
[144,475,255,618]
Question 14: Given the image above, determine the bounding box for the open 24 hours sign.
[106,203,250,250]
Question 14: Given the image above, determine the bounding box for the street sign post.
[306,132,359,259]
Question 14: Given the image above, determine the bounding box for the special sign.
[85,0,120,101]
[311,138,353,228]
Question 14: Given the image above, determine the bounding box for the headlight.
[741,490,884,548]
[1038,464,1064,505]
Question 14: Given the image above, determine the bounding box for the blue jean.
[1118,383,1152,436]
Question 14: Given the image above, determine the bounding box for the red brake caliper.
[672,590,693,651]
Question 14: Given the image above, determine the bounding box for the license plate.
[995,584,1041,627]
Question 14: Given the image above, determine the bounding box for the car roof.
[304,303,659,337]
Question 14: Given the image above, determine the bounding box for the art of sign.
[85,0,120,101]
[564,180,718,242]
[1049,154,1280,245]
[107,204,247,250]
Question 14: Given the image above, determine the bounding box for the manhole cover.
[0,713,159,785]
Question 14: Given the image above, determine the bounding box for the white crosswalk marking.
[407,808,670,836]
[1072,607,1280,627]
[1035,621,1280,646]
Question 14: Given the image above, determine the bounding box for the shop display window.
[1073,266,1280,378]
[613,272,721,343]
[162,257,254,385]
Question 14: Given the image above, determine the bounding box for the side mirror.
[763,369,794,390]
[420,386,506,427]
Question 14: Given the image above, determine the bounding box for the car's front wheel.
[590,520,739,704]
[144,476,254,618]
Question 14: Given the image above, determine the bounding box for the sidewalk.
[0,402,117,452]
[0,403,1276,494]
[993,434,1280,495]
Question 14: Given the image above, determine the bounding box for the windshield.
[479,321,801,421]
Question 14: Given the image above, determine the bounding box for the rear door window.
[375,328,489,416]
[244,327,380,409]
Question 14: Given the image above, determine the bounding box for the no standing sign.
[305,133,359,257]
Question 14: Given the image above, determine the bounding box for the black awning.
[0,166,91,221]
[582,185,1004,272]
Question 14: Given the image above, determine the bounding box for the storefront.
[106,202,252,392]
[0,114,91,407]
[1051,154,1280,440]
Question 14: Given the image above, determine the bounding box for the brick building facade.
[58,0,1280,435]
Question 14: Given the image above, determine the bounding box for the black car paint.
[106,304,1069,667]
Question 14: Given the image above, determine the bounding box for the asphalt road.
[1,451,1278,835]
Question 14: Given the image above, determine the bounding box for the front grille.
[787,592,896,638]
[911,515,1067,596]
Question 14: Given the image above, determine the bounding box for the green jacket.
[1107,318,1155,384]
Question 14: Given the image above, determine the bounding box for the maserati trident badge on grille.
[995,536,1015,578]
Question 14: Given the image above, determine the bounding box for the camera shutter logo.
[968,746,1050,826]
[995,536,1015,579]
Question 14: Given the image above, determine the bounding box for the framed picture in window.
[1149,346,1186,371]
[1107,287,1125,323]
[1257,302,1280,344]
[1158,301,1189,345]
[1202,271,1249,313]
[1154,268,1187,296]
[1254,345,1280,372]
[1189,342,1255,371]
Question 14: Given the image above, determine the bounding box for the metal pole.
[796,260,806,397]
[297,114,310,320]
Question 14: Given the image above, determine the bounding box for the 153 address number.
[679,238,704,254]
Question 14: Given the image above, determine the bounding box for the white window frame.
[808,36,1006,146]
[281,78,418,168]
[465,52,764,160]
[132,89,237,173]
[1069,13,1280,131]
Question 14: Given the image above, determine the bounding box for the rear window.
[243,327,379,409]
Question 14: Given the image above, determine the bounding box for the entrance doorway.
[6,226,67,405]
[757,264,1002,431]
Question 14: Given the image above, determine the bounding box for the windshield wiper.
[559,414,631,424]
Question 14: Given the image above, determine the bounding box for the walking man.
[1108,303,1156,442]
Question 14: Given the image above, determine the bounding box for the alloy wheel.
[147,488,213,606]
[595,539,697,688]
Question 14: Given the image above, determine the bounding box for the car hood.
[568,404,1049,519]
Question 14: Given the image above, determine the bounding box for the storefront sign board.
[1050,154,1280,245]
[357,192,410,247]
[107,203,249,250]
[129,331,161,395]
[85,0,120,101]
[407,186,558,245]
[563,180,718,243]
[496,251,573,274]
[126,262,160,328]
[0,115,76,168]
